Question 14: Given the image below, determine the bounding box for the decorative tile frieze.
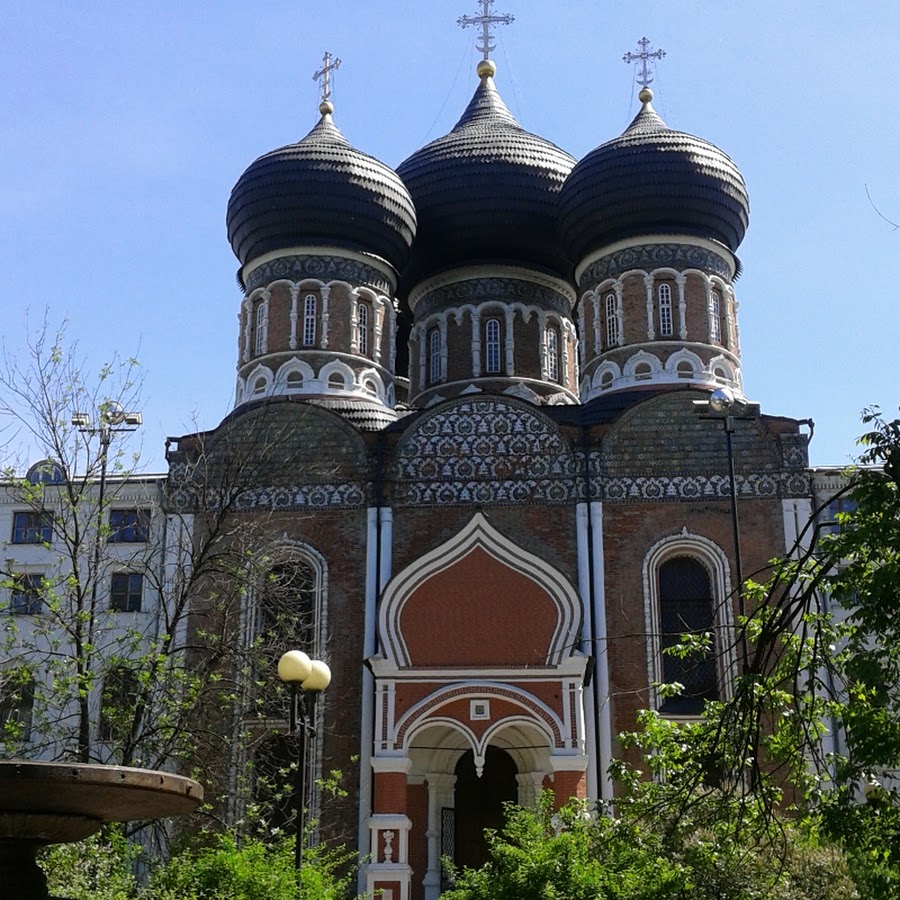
[165,481,366,511]
[780,433,810,470]
[579,243,732,288]
[600,471,812,502]
[415,276,572,319]
[245,254,393,295]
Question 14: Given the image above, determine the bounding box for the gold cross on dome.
[458,0,515,60]
[312,51,342,105]
[623,36,666,88]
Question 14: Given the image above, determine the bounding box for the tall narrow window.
[357,302,369,356]
[303,294,317,346]
[0,671,35,742]
[604,293,618,348]
[10,574,44,615]
[658,556,718,715]
[710,291,722,343]
[110,573,143,613]
[545,327,559,381]
[485,319,501,374]
[255,302,266,355]
[429,329,441,384]
[658,284,673,336]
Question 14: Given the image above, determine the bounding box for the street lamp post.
[694,388,759,665]
[70,401,142,761]
[277,650,331,876]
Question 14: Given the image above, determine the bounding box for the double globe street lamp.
[277,650,331,873]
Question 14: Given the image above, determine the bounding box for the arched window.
[710,291,722,343]
[545,326,559,381]
[677,361,695,379]
[255,302,267,355]
[485,318,502,374]
[600,370,614,389]
[303,294,317,346]
[253,376,267,395]
[429,328,441,384]
[357,302,369,356]
[634,363,652,381]
[658,284,673,337]
[604,293,618,348]
[657,556,718,715]
[286,370,303,389]
[327,372,345,391]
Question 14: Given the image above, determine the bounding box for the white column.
[704,280,713,341]
[439,314,449,382]
[289,284,299,350]
[676,274,687,339]
[591,291,601,356]
[504,308,515,374]
[379,507,393,591]
[576,502,598,800]
[615,284,625,347]
[471,310,482,378]
[417,324,426,392]
[374,298,384,363]
[423,774,455,900]
[538,311,548,379]
[350,295,360,353]
[725,285,736,352]
[321,284,331,349]
[643,275,655,340]
[561,319,572,388]
[589,501,613,801]
[388,302,397,371]
[242,298,251,362]
[516,771,546,808]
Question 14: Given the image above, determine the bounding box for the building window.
[303,294,317,346]
[485,318,501,374]
[100,667,138,742]
[658,556,718,715]
[634,363,652,381]
[357,302,369,356]
[545,327,559,382]
[110,573,143,613]
[710,291,722,343]
[253,376,268,395]
[254,302,267,355]
[658,284,673,336]
[108,509,150,543]
[286,370,303,389]
[10,574,44,615]
[327,372,346,391]
[604,293,618,348]
[429,328,441,384]
[0,671,35,742]
[12,511,53,545]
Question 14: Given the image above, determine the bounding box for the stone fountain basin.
[0,760,203,843]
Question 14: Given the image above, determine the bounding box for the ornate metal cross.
[313,51,342,104]
[458,0,515,60]
[622,36,666,88]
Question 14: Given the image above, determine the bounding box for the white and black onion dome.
[227,105,417,272]
[560,88,750,262]
[397,60,576,286]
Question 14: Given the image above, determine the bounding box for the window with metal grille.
[108,509,150,543]
[10,574,43,615]
[546,327,559,381]
[303,294,317,346]
[485,319,501,374]
[658,283,673,336]
[255,302,267,355]
[357,302,368,356]
[658,556,718,715]
[0,671,35,742]
[429,329,441,384]
[110,573,143,613]
[710,291,722,343]
[12,511,53,544]
[99,666,138,742]
[604,293,618,348]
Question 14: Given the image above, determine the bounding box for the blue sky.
[1,0,897,470]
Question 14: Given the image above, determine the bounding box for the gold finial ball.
[477,58,497,79]
[639,86,654,105]
[319,99,334,116]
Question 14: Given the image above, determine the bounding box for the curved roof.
[227,110,417,273]
[397,63,576,287]
[561,90,750,262]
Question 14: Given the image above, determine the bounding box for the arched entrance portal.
[453,746,518,871]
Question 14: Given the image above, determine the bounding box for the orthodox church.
[166,20,814,900]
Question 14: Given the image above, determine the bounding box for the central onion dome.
[397,60,576,287]
[226,102,417,273]
[560,88,750,262]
